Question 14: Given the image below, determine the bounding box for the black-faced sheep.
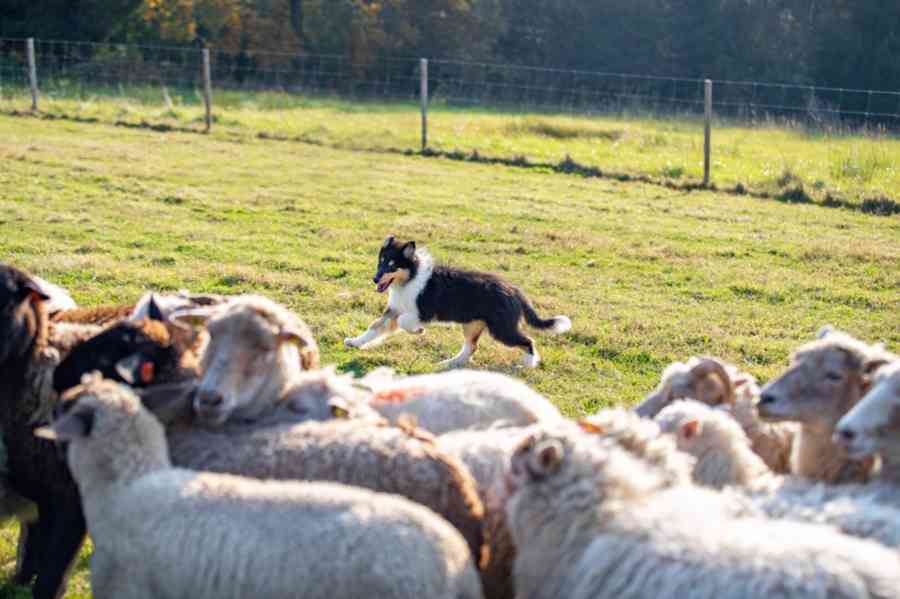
[40,375,484,599]
[0,264,85,599]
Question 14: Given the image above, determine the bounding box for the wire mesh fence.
[4,37,900,128]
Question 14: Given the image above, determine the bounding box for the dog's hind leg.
[487,320,540,368]
[344,309,399,349]
[440,321,485,369]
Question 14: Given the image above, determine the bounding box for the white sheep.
[836,360,900,482]
[635,356,795,473]
[40,374,484,599]
[654,400,772,489]
[283,367,563,434]
[170,294,320,427]
[645,400,900,552]
[757,326,896,483]
[503,426,900,599]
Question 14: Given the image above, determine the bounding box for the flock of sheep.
[1,261,900,599]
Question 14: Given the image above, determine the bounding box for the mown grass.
[0,110,898,597]
[1,85,900,209]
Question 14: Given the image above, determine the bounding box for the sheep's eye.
[826,372,843,382]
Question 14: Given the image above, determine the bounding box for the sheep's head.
[36,373,169,486]
[503,424,669,547]
[835,362,900,462]
[52,300,185,394]
[0,264,49,368]
[579,409,693,486]
[757,327,893,432]
[634,357,735,418]
[279,368,381,423]
[173,296,319,427]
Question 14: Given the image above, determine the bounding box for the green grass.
[0,106,898,596]
[2,85,900,209]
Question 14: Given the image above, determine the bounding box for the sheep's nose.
[757,393,776,406]
[196,390,224,409]
[836,428,856,443]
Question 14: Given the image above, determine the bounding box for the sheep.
[39,375,484,599]
[0,263,87,599]
[577,408,696,487]
[52,297,201,394]
[629,397,900,553]
[437,426,536,599]
[757,326,896,483]
[503,426,900,599]
[30,276,76,316]
[169,294,320,427]
[635,356,795,473]
[836,361,900,483]
[284,367,563,434]
[654,400,772,489]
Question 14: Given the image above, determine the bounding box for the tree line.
[2,0,899,91]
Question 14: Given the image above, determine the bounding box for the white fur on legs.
[440,341,475,370]
[522,350,540,369]
[398,313,425,335]
[344,329,380,349]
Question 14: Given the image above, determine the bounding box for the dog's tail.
[518,292,571,334]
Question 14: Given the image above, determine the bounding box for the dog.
[344,236,571,368]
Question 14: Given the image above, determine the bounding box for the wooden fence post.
[420,58,428,151]
[202,48,212,132]
[27,38,38,111]
[704,78,712,187]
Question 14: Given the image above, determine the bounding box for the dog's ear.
[382,236,394,249]
[402,241,416,259]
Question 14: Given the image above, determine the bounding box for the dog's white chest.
[388,285,418,315]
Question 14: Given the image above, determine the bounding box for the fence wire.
[2,37,900,128]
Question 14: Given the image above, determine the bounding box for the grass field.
[0,104,898,596]
[2,87,900,211]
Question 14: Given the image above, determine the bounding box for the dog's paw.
[410,327,425,335]
[344,337,362,349]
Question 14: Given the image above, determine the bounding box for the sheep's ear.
[402,241,416,259]
[146,296,165,322]
[35,407,95,441]
[816,325,835,340]
[681,419,701,440]
[577,417,605,435]
[277,328,309,348]
[116,354,155,386]
[18,281,50,305]
[329,396,352,419]
[382,235,394,249]
[170,306,219,327]
[530,439,564,477]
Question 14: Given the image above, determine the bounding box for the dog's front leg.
[344,309,399,349]
[397,313,425,335]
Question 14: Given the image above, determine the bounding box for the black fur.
[0,264,85,599]
[375,238,562,356]
[52,317,178,394]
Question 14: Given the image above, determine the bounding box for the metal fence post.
[202,48,212,132]
[420,58,428,151]
[704,79,712,187]
[27,38,38,111]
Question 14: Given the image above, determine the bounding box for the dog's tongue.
[377,281,391,293]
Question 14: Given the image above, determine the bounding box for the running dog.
[344,236,571,368]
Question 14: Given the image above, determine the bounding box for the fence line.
[3,36,900,186]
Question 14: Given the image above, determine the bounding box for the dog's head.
[372,236,416,293]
